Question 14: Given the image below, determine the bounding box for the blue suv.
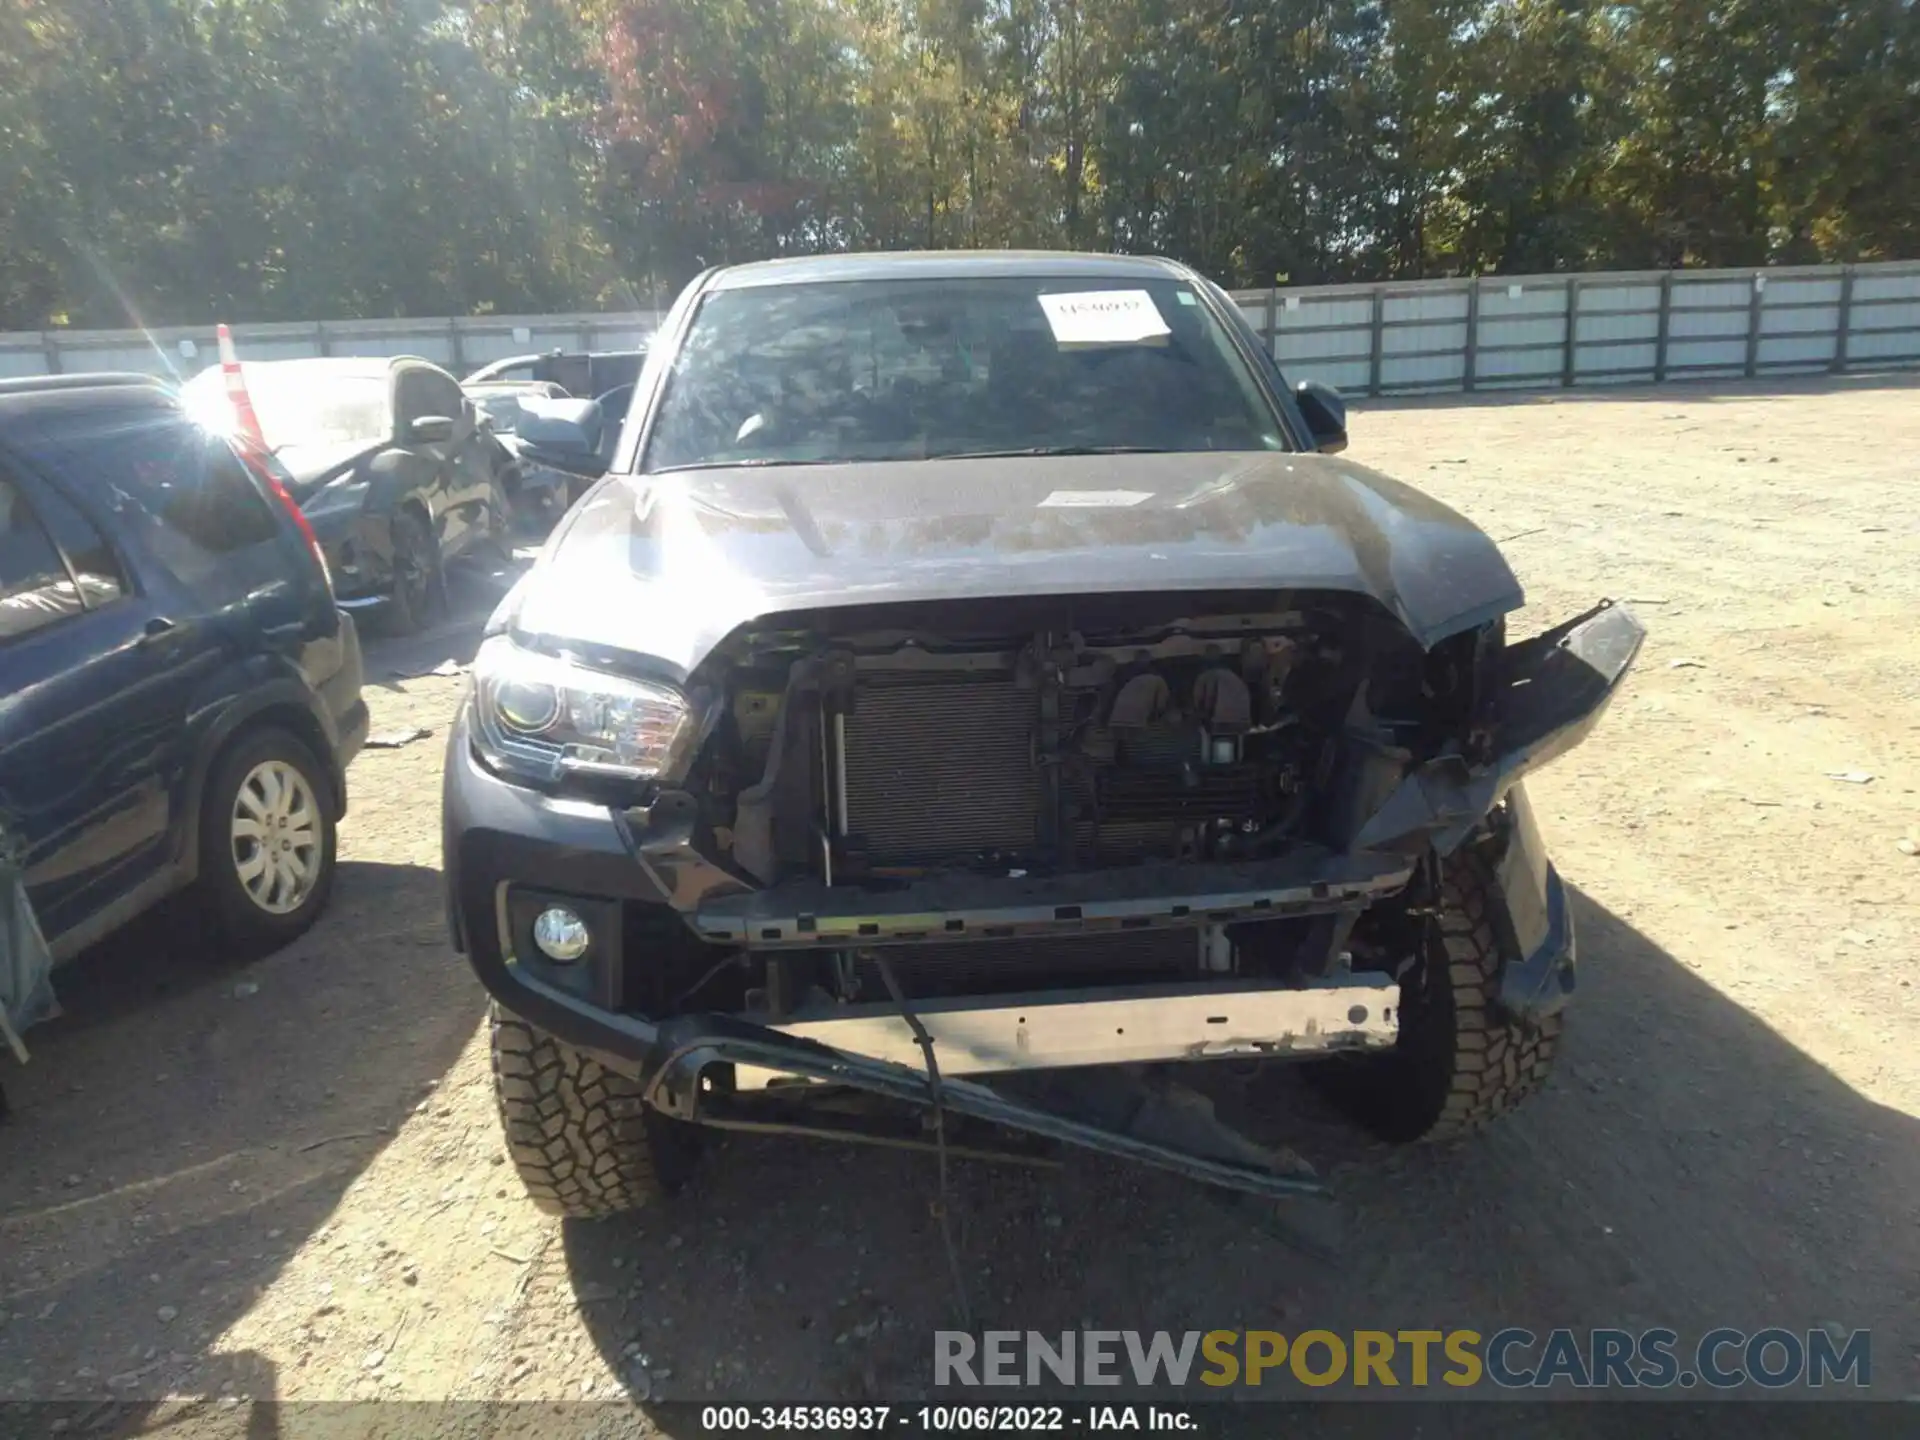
[0,374,367,967]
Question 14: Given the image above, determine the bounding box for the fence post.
[40,331,62,375]
[1264,286,1278,359]
[448,318,466,373]
[1562,279,1581,387]
[1367,285,1385,397]
[1744,272,1764,379]
[315,322,331,357]
[1654,271,1673,382]
[1462,279,1479,392]
[1832,265,1854,374]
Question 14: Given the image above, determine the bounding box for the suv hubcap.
[231,760,321,914]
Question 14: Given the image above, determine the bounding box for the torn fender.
[1355,599,1647,856]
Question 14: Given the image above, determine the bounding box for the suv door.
[0,462,210,950]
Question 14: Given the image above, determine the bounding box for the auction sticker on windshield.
[1038,289,1172,347]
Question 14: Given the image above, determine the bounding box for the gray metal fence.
[0,311,663,383]
[1232,259,1920,397]
[4,259,1918,397]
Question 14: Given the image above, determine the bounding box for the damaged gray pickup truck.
[442,251,1644,1219]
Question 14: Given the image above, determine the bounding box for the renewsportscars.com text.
[934,1328,1870,1390]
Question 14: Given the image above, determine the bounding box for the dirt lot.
[2,374,1916,1421]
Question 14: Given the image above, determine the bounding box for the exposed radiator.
[842,678,1038,865]
[854,928,1199,1000]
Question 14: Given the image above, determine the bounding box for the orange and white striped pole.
[215,322,267,450]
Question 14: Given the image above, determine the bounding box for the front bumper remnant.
[733,975,1400,1090]
[640,1010,1331,1201]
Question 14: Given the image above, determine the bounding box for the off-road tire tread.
[1418,845,1563,1141]
[1314,841,1562,1142]
[489,1004,671,1218]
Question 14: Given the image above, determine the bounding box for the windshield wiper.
[929,445,1173,460]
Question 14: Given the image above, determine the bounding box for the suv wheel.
[1314,844,1563,1141]
[199,727,338,956]
[491,1004,698,1218]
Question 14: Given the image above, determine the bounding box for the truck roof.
[705,250,1194,292]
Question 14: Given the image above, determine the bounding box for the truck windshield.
[643,276,1288,473]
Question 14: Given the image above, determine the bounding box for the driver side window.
[0,476,94,643]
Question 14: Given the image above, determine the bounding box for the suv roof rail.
[0,371,170,397]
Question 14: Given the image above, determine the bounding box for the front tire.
[490,1004,698,1218]
[197,727,338,957]
[1317,845,1563,1142]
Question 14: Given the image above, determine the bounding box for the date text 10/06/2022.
[699,1407,1195,1432]
[698,1413,1190,1436]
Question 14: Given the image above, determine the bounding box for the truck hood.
[504,451,1523,677]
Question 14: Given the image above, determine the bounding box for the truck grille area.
[854,928,1197,1000]
[842,679,1037,865]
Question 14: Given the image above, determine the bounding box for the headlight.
[471,635,700,785]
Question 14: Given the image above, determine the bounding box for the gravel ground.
[1,374,1916,1428]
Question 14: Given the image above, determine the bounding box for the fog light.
[532,905,591,962]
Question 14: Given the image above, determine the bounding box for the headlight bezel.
[469,633,714,790]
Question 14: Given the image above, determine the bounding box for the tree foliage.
[1,0,1914,329]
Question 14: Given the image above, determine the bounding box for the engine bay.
[684,593,1471,892]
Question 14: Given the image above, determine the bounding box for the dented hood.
[504,451,1523,677]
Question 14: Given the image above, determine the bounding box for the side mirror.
[515,396,610,479]
[1294,380,1348,455]
[408,414,456,445]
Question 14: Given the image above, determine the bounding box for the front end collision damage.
[303,499,398,609]
[1354,599,1645,1023]
[448,598,1644,1202]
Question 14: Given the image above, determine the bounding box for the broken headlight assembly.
[470,634,701,787]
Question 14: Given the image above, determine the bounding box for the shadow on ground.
[554,886,1916,1411]
[0,859,477,1409]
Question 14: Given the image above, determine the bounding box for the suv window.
[27,479,127,607]
[394,366,464,430]
[0,477,89,642]
[15,411,281,579]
